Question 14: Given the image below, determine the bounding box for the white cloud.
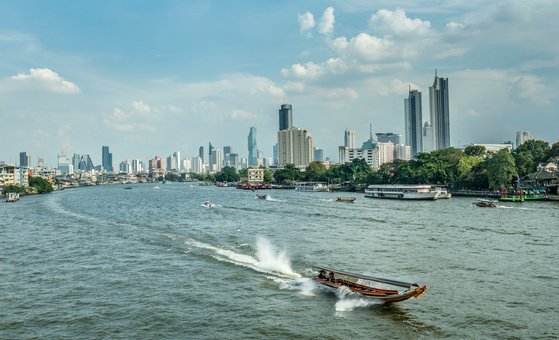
[3,68,80,94]
[281,62,325,79]
[298,12,315,36]
[104,101,160,132]
[318,7,335,35]
[230,109,257,120]
[370,8,431,37]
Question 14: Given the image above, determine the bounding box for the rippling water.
[1,183,558,339]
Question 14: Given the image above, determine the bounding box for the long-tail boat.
[312,265,428,303]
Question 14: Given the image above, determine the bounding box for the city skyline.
[1,1,558,166]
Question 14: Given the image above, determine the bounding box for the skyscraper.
[516,131,533,148]
[277,128,313,167]
[248,127,258,166]
[344,130,357,148]
[19,152,30,167]
[429,72,450,150]
[273,143,278,165]
[208,142,215,171]
[313,147,324,162]
[376,132,401,145]
[102,146,113,172]
[405,88,423,157]
[199,146,204,163]
[279,104,293,131]
[422,121,434,153]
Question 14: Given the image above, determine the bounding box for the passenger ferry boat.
[364,184,438,200]
[294,182,329,192]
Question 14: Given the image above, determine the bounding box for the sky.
[1,0,558,167]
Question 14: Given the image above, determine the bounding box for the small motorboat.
[124,187,133,190]
[313,265,428,304]
[336,197,356,203]
[256,194,269,200]
[202,200,216,208]
[473,199,497,208]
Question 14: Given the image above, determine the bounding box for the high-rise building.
[229,153,240,169]
[72,154,81,171]
[376,132,401,145]
[191,156,204,174]
[248,127,258,166]
[279,104,293,131]
[516,131,533,148]
[102,146,113,172]
[211,148,223,172]
[405,88,423,157]
[314,147,324,162]
[37,157,45,168]
[19,152,30,167]
[78,154,95,171]
[422,122,434,153]
[131,159,143,173]
[57,152,72,174]
[119,159,132,174]
[277,128,314,167]
[429,71,450,150]
[199,146,204,163]
[208,142,215,171]
[273,143,278,165]
[344,130,357,148]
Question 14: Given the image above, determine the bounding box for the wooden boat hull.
[315,278,428,303]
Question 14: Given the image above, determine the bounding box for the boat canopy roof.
[312,265,418,288]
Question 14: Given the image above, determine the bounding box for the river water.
[1,183,558,339]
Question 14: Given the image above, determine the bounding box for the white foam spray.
[255,236,301,279]
[334,286,381,312]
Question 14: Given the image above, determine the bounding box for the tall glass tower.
[248,127,258,166]
[102,146,113,172]
[429,72,450,150]
[404,88,423,157]
[279,104,293,131]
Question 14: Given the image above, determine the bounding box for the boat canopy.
[312,265,419,288]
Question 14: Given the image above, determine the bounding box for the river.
[1,183,557,338]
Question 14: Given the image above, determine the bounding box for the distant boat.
[124,187,133,190]
[365,184,438,200]
[153,186,160,190]
[336,197,356,203]
[256,194,269,200]
[6,192,20,202]
[202,200,216,208]
[473,199,497,208]
[313,265,428,304]
[295,182,329,192]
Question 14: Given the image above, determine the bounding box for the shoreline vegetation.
[2,140,558,201]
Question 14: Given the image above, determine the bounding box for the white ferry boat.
[294,182,329,192]
[364,184,438,200]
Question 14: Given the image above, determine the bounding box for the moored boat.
[364,184,438,200]
[6,192,20,202]
[295,182,329,192]
[336,197,356,203]
[312,265,428,303]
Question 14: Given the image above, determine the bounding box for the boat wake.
[334,286,382,312]
[183,236,301,279]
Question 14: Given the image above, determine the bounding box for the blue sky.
[1,0,557,167]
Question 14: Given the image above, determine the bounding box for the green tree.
[486,149,517,190]
[4,184,25,193]
[546,141,559,159]
[28,176,54,194]
[464,144,487,157]
[273,164,302,184]
[215,166,240,182]
[513,139,550,176]
[304,161,327,182]
[238,168,248,179]
[263,168,273,182]
[456,155,484,189]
